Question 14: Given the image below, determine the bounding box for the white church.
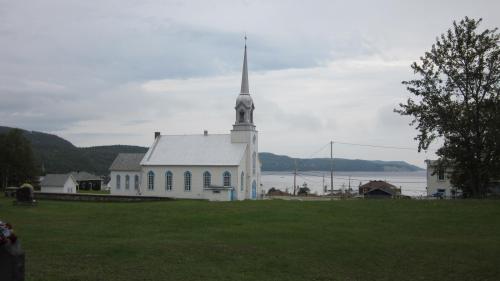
[109,43,261,201]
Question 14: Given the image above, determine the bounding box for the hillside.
[0,126,423,175]
[0,126,147,175]
[259,152,423,172]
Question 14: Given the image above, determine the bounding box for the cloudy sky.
[1,0,499,167]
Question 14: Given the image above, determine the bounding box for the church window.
[165,171,173,191]
[125,175,130,190]
[223,171,231,187]
[184,171,191,191]
[252,152,256,175]
[116,175,121,190]
[203,171,211,189]
[148,171,154,190]
[253,134,256,144]
[134,175,139,190]
[250,109,254,123]
[239,111,245,122]
[240,171,244,191]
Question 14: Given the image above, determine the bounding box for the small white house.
[40,174,77,193]
[425,160,460,198]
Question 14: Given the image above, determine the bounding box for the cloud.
[1,0,499,167]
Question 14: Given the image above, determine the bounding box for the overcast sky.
[1,0,499,167]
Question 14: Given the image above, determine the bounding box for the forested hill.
[259,153,423,172]
[0,126,423,175]
[0,126,147,175]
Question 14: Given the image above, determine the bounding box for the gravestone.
[14,184,36,206]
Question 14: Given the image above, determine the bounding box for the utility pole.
[330,141,334,195]
[322,173,325,194]
[293,159,297,196]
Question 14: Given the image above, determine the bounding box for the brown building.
[359,180,401,198]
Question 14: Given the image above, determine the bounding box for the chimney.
[204,130,208,136]
[154,132,160,139]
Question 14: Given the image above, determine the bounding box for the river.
[261,170,427,197]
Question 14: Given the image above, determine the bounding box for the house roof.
[41,174,75,187]
[365,186,397,196]
[360,180,398,190]
[141,134,247,166]
[70,171,101,181]
[109,153,145,171]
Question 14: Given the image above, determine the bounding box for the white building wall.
[140,165,240,201]
[41,186,64,193]
[109,171,142,196]
[63,178,77,193]
[231,130,261,199]
[426,160,454,197]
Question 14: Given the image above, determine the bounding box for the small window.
[239,111,245,122]
[184,171,191,191]
[125,175,130,190]
[165,171,173,191]
[116,175,121,190]
[253,134,256,144]
[223,171,231,187]
[252,152,256,175]
[438,168,445,181]
[240,171,244,191]
[134,175,139,190]
[203,171,211,189]
[148,171,155,190]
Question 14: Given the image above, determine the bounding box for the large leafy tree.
[396,17,500,197]
[0,129,38,188]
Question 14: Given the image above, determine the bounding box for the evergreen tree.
[396,17,500,197]
[0,129,38,188]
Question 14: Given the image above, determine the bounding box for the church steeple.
[240,38,249,94]
[233,37,255,131]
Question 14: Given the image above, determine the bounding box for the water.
[261,170,427,197]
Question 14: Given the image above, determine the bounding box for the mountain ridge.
[0,125,423,175]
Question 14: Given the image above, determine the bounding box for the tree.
[0,129,38,188]
[396,17,500,197]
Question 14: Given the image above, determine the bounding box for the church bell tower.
[232,40,255,132]
[231,38,260,199]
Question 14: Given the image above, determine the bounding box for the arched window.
[203,171,211,189]
[239,111,245,122]
[253,134,256,144]
[240,171,244,191]
[250,109,254,123]
[165,171,173,191]
[223,171,231,187]
[125,175,130,190]
[134,175,139,190]
[184,171,191,191]
[116,175,121,189]
[148,171,154,190]
[252,152,256,175]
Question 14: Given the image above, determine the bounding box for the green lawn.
[1,197,499,281]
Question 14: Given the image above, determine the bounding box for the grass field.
[1,197,500,281]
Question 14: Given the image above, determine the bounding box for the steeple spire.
[240,36,249,94]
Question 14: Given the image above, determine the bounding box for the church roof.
[109,153,145,171]
[141,134,247,166]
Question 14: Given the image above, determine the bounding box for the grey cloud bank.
[1,0,499,167]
